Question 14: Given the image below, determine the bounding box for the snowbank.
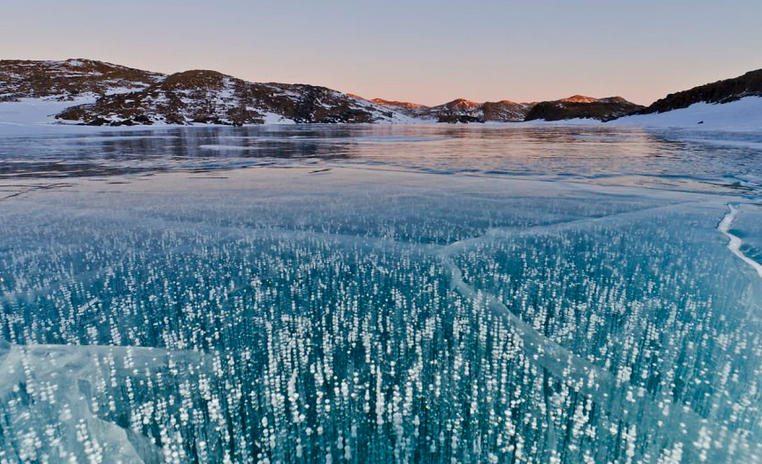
[609,96,762,131]
[0,97,100,136]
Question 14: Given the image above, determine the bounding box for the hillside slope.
[56,70,405,126]
[641,68,762,114]
[609,96,762,130]
[0,60,409,126]
[2,59,760,128]
[0,59,163,102]
[525,96,643,122]
[370,98,534,123]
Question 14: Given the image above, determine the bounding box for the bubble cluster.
[1,167,761,464]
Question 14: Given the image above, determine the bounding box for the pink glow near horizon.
[1,0,761,106]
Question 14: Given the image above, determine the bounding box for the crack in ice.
[3,199,761,462]
[718,203,762,280]
[438,210,762,464]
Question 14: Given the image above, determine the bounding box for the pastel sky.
[2,0,761,106]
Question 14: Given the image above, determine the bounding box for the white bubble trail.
[438,203,762,464]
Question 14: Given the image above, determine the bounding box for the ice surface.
[719,204,762,279]
[1,126,762,463]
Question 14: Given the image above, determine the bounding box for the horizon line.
[4,55,761,108]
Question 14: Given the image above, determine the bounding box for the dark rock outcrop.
[525,95,643,121]
[481,100,534,122]
[640,68,762,114]
[437,113,483,124]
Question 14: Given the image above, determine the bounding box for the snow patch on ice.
[262,112,296,125]
[0,97,96,127]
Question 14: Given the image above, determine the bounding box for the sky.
[1,0,761,106]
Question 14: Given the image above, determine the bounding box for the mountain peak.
[161,70,232,90]
[3,57,755,126]
[560,95,599,104]
[526,95,643,122]
[441,98,481,109]
[370,98,426,109]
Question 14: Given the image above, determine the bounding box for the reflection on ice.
[1,125,761,197]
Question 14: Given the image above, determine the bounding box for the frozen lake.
[1,125,762,463]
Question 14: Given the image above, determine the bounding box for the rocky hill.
[0,59,162,102]
[430,99,483,123]
[370,94,644,123]
[57,70,404,126]
[524,95,643,122]
[0,59,408,126]
[481,101,534,122]
[3,58,758,126]
[370,98,534,123]
[369,98,427,112]
[640,68,762,114]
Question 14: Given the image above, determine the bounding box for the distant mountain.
[639,68,762,114]
[481,101,535,123]
[525,96,644,122]
[370,95,640,124]
[370,98,534,123]
[365,98,434,119]
[430,99,483,123]
[369,98,427,111]
[370,95,640,123]
[1,58,759,127]
[0,59,409,126]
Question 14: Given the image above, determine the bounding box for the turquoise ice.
[1,125,761,464]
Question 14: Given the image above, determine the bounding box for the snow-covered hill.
[641,68,762,114]
[1,59,760,130]
[369,95,642,123]
[0,60,412,127]
[0,58,163,102]
[56,70,413,126]
[609,96,762,131]
[368,97,534,123]
[606,68,762,131]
